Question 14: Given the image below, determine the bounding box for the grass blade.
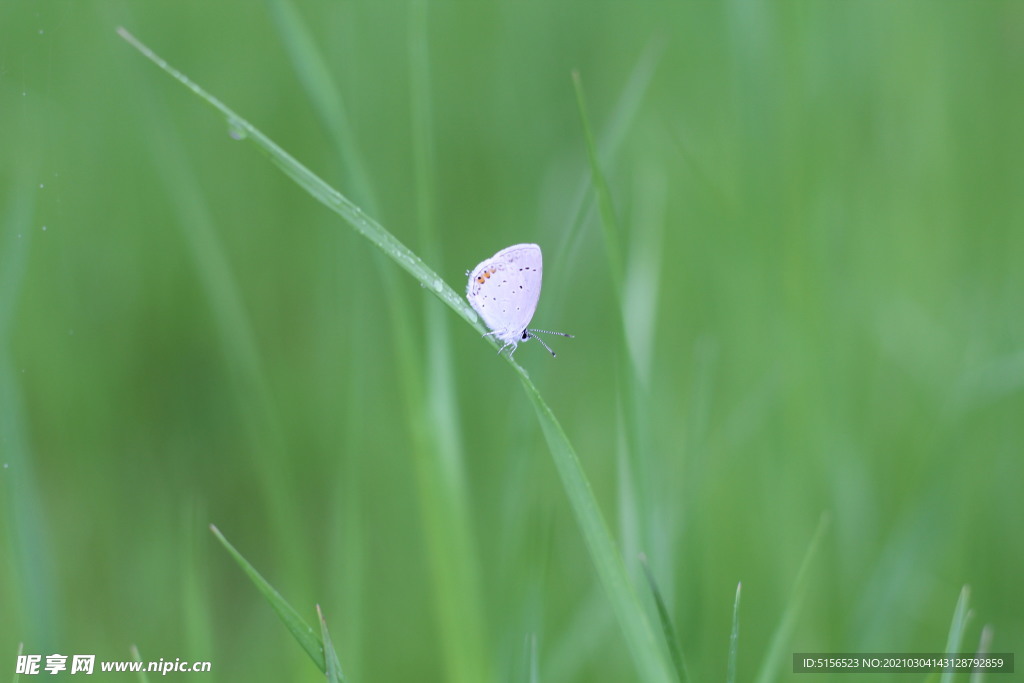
[752,514,829,683]
[639,553,688,683]
[317,605,346,683]
[12,642,24,683]
[129,645,152,683]
[940,586,971,683]
[572,70,624,293]
[209,524,324,672]
[556,39,664,274]
[526,633,539,683]
[727,582,742,683]
[969,624,993,683]
[264,0,377,211]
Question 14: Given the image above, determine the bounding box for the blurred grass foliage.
[2,2,1023,682]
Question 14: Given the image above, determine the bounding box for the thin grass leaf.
[727,582,742,683]
[752,513,830,683]
[528,634,544,683]
[940,586,972,683]
[264,0,378,211]
[129,645,152,683]
[409,0,438,254]
[13,642,24,683]
[317,605,346,683]
[556,39,664,273]
[120,30,674,683]
[969,625,993,683]
[572,70,624,293]
[639,553,687,683]
[209,525,324,672]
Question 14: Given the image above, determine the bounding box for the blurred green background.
[2,2,1023,681]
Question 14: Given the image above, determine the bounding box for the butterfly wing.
[466,243,543,343]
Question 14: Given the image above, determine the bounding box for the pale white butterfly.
[466,243,573,357]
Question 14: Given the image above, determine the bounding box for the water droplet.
[433,278,443,293]
[39,183,44,189]
[41,225,47,231]
[227,118,248,140]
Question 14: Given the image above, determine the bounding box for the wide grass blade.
[120,30,674,682]
[209,524,325,672]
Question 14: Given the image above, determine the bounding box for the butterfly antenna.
[528,328,574,339]
[527,333,557,357]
